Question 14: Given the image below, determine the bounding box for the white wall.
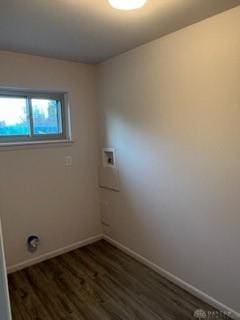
[0,51,102,268]
[0,222,11,320]
[97,6,240,312]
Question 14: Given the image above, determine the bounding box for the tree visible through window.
[32,99,62,135]
[0,91,68,143]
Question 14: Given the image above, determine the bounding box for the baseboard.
[7,234,103,274]
[103,235,240,320]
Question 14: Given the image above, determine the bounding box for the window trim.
[0,90,71,145]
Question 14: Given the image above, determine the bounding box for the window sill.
[0,139,74,151]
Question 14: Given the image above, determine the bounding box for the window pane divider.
[27,97,34,137]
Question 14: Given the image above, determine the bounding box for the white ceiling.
[0,0,239,64]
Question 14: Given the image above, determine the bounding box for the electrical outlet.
[65,155,73,167]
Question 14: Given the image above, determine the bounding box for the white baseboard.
[103,235,240,320]
[7,234,103,274]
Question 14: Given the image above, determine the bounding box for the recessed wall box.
[99,148,120,191]
[102,148,116,168]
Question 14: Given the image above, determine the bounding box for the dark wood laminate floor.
[8,240,223,320]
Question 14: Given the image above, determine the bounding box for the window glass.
[0,97,29,136]
[31,98,63,135]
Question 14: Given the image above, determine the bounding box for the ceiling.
[0,0,239,64]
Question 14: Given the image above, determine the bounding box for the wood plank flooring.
[8,240,225,320]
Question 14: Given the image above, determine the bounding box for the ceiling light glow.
[108,0,147,10]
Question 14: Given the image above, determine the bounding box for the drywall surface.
[0,223,11,320]
[97,6,240,312]
[0,248,9,320]
[0,51,101,268]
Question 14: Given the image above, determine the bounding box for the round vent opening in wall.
[27,235,40,253]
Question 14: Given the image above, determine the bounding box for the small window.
[0,90,70,145]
